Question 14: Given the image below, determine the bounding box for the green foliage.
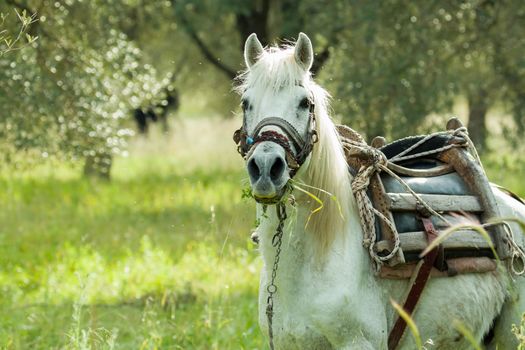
[512,313,525,349]
[0,116,523,348]
[167,0,525,146]
[2,1,525,346]
[323,0,525,142]
[483,150,525,195]
[0,9,37,56]
[324,2,454,138]
[2,0,524,173]
[0,1,168,172]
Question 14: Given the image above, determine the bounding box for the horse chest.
[260,285,336,350]
[259,249,374,349]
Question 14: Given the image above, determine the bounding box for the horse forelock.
[235,43,352,258]
[235,45,309,95]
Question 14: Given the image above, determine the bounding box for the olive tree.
[324,0,525,150]
[0,0,166,177]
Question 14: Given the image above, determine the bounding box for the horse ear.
[244,33,264,68]
[294,32,314,71]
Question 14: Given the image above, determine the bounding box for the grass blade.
[290,179,344,219]
[390,299,422,350]
[489,217,525,232]
[452,320,482,350]
[420,224,498,260]
[292,184,324,228]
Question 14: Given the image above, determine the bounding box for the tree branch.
[5,0,40,36]
[175,8,237,80]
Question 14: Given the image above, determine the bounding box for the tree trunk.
[467,90,489,153]
[235,0,271,48]
[83,152,112,180]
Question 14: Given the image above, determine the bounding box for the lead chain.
[266,202,287,350]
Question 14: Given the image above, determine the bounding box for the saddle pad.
[380,134,453,159]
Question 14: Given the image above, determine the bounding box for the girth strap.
[387,217,440,350]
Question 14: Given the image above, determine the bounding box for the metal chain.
[266,202,287,350]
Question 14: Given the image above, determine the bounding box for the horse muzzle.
[246,141,290,203]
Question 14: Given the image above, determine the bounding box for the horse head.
[234,33,319,204]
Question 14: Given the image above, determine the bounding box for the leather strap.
[251,117,306,155]
[387,217,439,350]
[233,102,317,175]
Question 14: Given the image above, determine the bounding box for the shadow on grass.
[0,167,255,266]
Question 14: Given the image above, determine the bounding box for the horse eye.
[241,99,250,112]
[298,97,310,109]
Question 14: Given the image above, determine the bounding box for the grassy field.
[1,117,525,349]
[0,118,262,349]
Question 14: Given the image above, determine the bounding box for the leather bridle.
[233,99,317,177]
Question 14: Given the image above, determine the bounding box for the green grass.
[0,119,264,349]
[0,166,261,349]
[1,117,524,349]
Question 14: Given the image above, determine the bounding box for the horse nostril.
[270,157,286,181]
[248,158,261,180]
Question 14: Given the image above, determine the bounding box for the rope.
[345,126,495,269]
[351,153,400,268]
[483,221,525,276]
[349,139,452,269]
[507,227,525,276]
[389,127,473,163]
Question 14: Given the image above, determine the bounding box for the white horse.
[235,32,525,349]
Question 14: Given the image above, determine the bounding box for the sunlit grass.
[452,320,482,350]
[0,163,261,348]
[0,117,263,349]
[390,299,423,350]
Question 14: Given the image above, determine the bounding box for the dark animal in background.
[134,88,179,134]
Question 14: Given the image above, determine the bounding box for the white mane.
[236,44,352,257]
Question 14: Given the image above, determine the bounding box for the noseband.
[233,101,317,177]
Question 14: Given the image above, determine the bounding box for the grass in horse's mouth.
[289,179,344,227]
[253,196,281,205]
[252,184,291,205]
[246,180,342,229]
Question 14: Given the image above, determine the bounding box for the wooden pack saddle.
[337,118,512,279]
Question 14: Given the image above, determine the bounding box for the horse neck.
[257,203,314,267]
[256,193,370,281]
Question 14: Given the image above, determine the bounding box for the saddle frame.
[337,118,511,279]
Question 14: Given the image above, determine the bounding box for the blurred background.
[0,0,524,349]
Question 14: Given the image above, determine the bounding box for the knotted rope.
[483,220,525,276]
[505,222,525,276]
[389,127,486,177]
[343,126,524,272]
[348,137,453,269]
